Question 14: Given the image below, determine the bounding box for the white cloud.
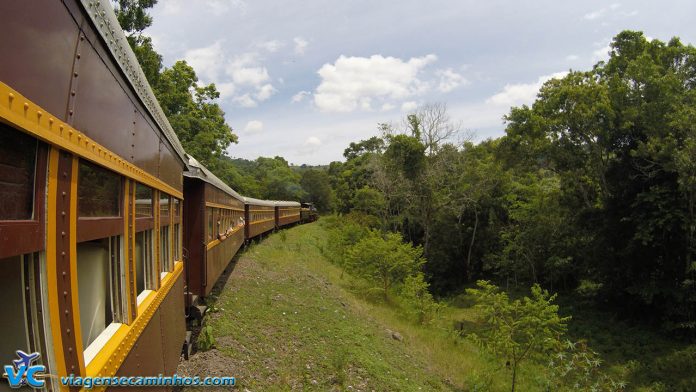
[305,136,322,146]
[381,103,395,111]
[584,9,606,20]
[244,120,264,133]
[181,44,277,107]
[228,65,270,86]
[294,37,308,55]
[233,94,257,108]
[566,54,579,61]
[436,68,468,92]
[291,91,311,103]
[487,72,568,107]
[183,41,226,83]
[592,44,612,62]
[255,84,277,101]
[216,82,236,98]
[313,54,437,112]
[584,3,621,20]
[401,101,418,112]
[258,40,284,53]
[299,136,323,155]
[162,0,246,15]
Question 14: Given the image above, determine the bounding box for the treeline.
[326,31,696,334]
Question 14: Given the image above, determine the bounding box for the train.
[0,1,314,390]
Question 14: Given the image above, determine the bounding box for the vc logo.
[3,350,46,388]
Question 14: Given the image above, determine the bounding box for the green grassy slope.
[179,223,501,391]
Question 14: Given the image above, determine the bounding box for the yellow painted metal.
[205,202,244,211]
[85,261,184,378]
[45,148,68,387]
[0,81,183,199]
[69,156,86,376]
[250,218,276,225]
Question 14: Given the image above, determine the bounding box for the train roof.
[275,201,301,207]
[184,155,244,201]
[242,197,276,207]
[79,0,187,163]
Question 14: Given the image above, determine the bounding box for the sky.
[144,0,696,165]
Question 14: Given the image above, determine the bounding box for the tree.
[345,230,424,299]
[467,281,569,392]
[300,169,334,212]
[115,2,239,182]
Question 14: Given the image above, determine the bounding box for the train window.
[173,223,181,261]
[207,207,213,242]
[173,198,180,219]
[135,230,154,298]
[77,236,126,362]
[135,183,153,218]
[0,253,50,381]
[160,194,170,219]
[160,226,171,275]
[0,124,37,220]
[78,161,121,217]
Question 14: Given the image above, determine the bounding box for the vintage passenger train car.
[0,1,312,390]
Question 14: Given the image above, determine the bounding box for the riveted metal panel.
[160,275,185,375]
[204,230,244,296]
[71,40,135,161]
[110,274,184,390]
[133,112,160,176]
[55,151,82,378]
[159,141,183,194]
[183,177,205,298]
[0,1,78,121]
[113,309,166,391]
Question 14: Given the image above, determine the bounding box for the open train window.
[0,124,37,220]
[77,236,126,365]
[0,253,52,390]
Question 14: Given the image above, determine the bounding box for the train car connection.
[183,155,245,299]
[275,201,301,228]
[0,0,187,388]
[243,197,276,239]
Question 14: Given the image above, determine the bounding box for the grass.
[180,222,695,391]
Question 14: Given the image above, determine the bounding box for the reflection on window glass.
[160,194,169,218]
[160,226,171,273]
[77,236,124,349]
[135,230,154,295]
[173,198,180,219]
[135,183,153,218]
[207,208,213,241]
[0,124,37,220]
[78,161,120,217]
[173,223,180,261]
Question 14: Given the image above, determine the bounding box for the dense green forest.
[117,2,695,389]
[322,31,696,336]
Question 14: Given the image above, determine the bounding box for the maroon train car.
[0,0,187,388]
[183,155,245,300]
[275,201,301,228]
[244,197,276,239]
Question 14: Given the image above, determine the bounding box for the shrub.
[401,273,443,325]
